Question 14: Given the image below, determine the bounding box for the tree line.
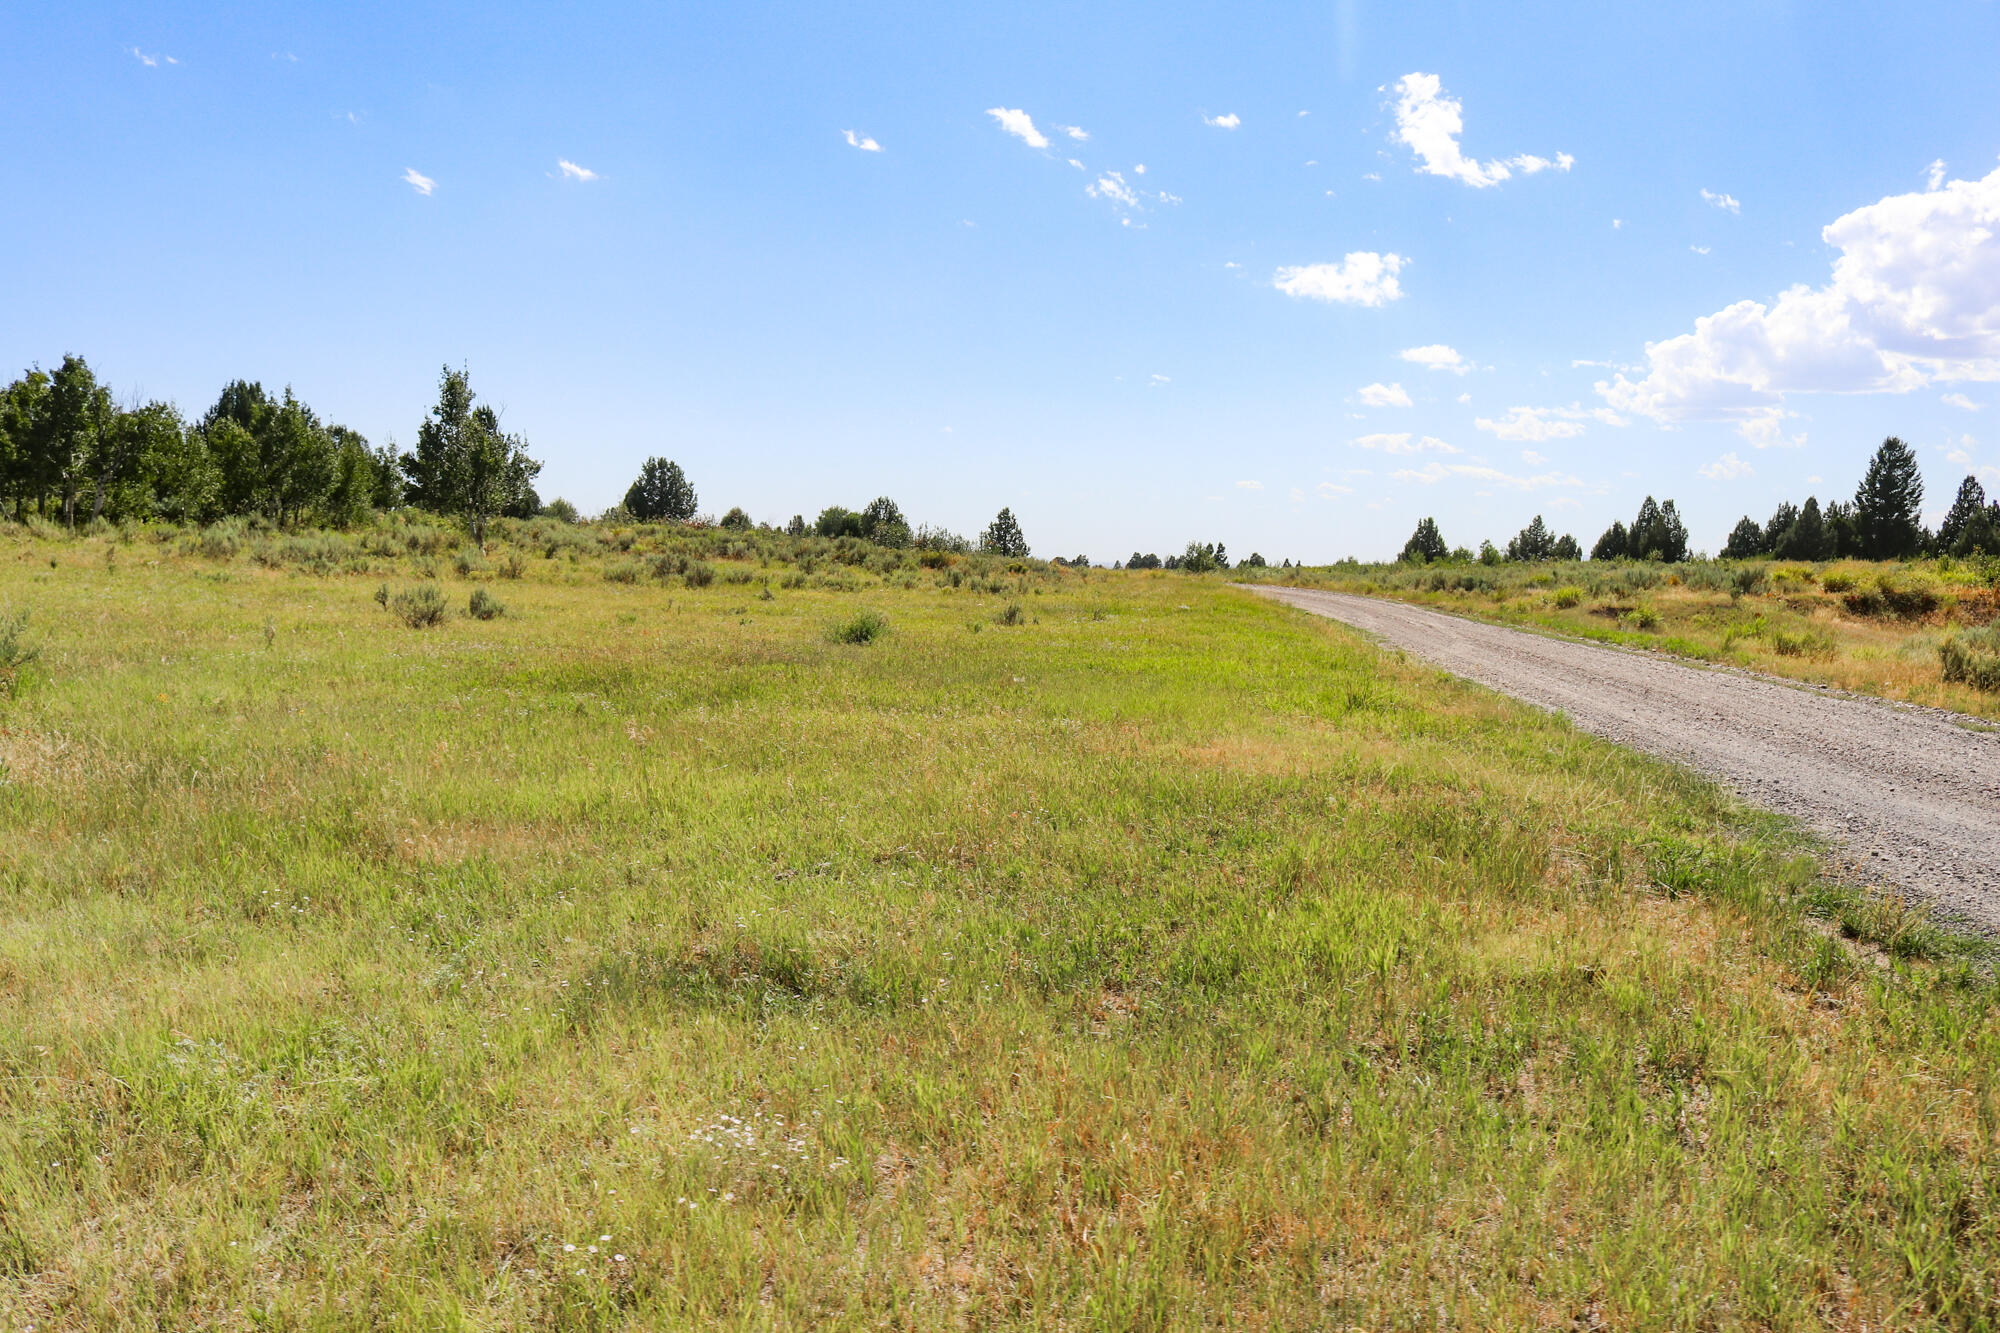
[1720,438,1995,560]
[0,356,539,538]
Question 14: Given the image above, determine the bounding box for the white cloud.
[401,167,436,196]
[1391,460,1592,490]
[1929,159,1947,191]
[1352,432,1458,455]
[1457,392,1471,403]
[1204,113,1241,129]
[1132,164,1146,175]
[986,107,1049,149]
[1157,191,1182,205]
[1701,189,1741,214]
[1149,373,1171,386]
[841,130,882,153]
[1476,403,1625,442]
[1390,73,1571,189]
[1612,218,1623,229]
[1273,252,1406,306]
[1699,452,1754,480]
[129,47,175,67]
[1318,482,1354,497]
[1056,125,1089,141]
[1357,382,1412,407]
[1521,450,1548,465]
[1735,412,1807,449]
[1943,392,1981,410]
[557,159,599,181]
[1399,343,1468,374]
[1088,171,1141,209]
[1600,162,2000,431]
[1067,158,1085,171]
[1235,480,1263,489]
[1690,245,1711,256]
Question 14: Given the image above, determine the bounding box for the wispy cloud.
[1928,159,1948,192]
[1235,479,1263,489]
[1398,344,1468,374]
[986,107,1049,149]
[129,47,177,67]
[1690,245,1711,255]
[1273,252,1406,306]
[841,130,882,153]
[1475,403,1624,442]
[1699,452,1754,480]
[1391,73,1571,188]
[1352,432,1458,455]
[1391,460,1592,490]
[1055,124,1089,141]
[1701,188,1741,214]
[1943,392,1981,411]
[1357,382,1412,407]
[401,167,436,196]
[557,159,599,181]
[1203,112,1241,129]
[1088,171,1141,209]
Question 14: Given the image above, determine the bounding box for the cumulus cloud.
[1700,452,1755,480]
[1357,382,1412,407]
[1056,124,1089,141]
[1943,392,1981,410]
[1088,171,1141,209]
[1399,343,1468,374]
[1235,480,1263,489]
[1318,482,1355,497]
[1352,433,1459,455]
[1597,162,2000,434]
[1391,73,1571,188]
[557,159,599,181]
[986,107,1049,149]
[401,167,436,196]
[1273,252,1406,306]
[1929,159,1947,191]
[1522,450,1548,465]
[1701,188,1741,214]
[1204,113,1241,129]
[1475,403,1623,442]
[841,130,882,153]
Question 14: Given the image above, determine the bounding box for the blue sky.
[5,2,1999,561]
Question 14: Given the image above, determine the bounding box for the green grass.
[1,523,1998,1329]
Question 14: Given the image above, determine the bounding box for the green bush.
[1821,570,1858,593]
[604,561,643,584]
[1770,627,1834,658]
[684,561,716,588]
[1624,605,1660,631]
[389,585,448,629]
[1552,586,1583,609]
[826,609,890,644]
[468,588,505,621]
[994,602,1025,626]
[1871,571,1942,619]
[1939,627,2000,691]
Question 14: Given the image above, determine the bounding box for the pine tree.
[1591,520,1629,561]
[980,507,1029,557]
[1853,436,1925,559]
[1505,515,1556,561]
[1720,517,1765,559]
[623,457,697,523]
[1400,516,1447,563]
[1939,476,1988,555]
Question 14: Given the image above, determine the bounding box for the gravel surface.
[1253,586,2000,932]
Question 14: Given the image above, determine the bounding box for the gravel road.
[1252,586,2000,932]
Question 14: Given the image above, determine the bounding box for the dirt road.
[1252,586,2000,932]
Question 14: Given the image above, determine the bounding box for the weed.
[0,609,37,695]
[994,602,1025,626]
[826,608,889,643]
[1940,627,2000,690]
[468,588,505,620]
[1552,585,1583,609]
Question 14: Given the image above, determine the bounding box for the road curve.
[1250,585,2000,932]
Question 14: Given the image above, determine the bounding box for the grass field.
[2,521,1998,1329]
[1241,556,2000,721]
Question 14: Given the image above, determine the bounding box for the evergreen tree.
[1852,436,1925,559]
[979,507,1029,557]
[860,496,910,547]
[622,456,697,523]
[1400,516,1448,563]
[785,514,806,537]
[1777,496,1831,561]
[1504,514,1557,561]
[1591,520,1629,561]
[1552,533,1581,561]
[1938,476,1988,555]
[814,506,864,538]
[1762,501,1799,554]
[1720,516,1765,559]
[1627,496,1688,562]
[404,367,542,542]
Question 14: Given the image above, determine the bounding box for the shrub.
[826,609,889,644]
[1552,586,1583,609]
[498,553,525,580]
[684,561,716,588]
[994,602,1025,626]
[468,588,505,620]
[1624,605,1660,631]
[390,585,448,628]
[604,561,643,584]
[1770,627,1834,658]
[1821,570,1858,593]
[1940,627,2000,691]
[453,548,490,578]
[1872,571,1942,619]
[1729,566,1766,598]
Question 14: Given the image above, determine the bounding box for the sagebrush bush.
[684,561,716,588]
[1552,586,1583,608]
[1821,570,1858,593]
[1624,605,1660,631]
[468,588,504,620]
[994,602,1026,626]
[826,609,889,644]
[1770,627,1834,658]
[390,585,448,628]
[1940,627,2000,691]
[604,561,642,584]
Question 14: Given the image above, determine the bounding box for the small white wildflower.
[563,1243,575,1252]
[614,1253,627,1262]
